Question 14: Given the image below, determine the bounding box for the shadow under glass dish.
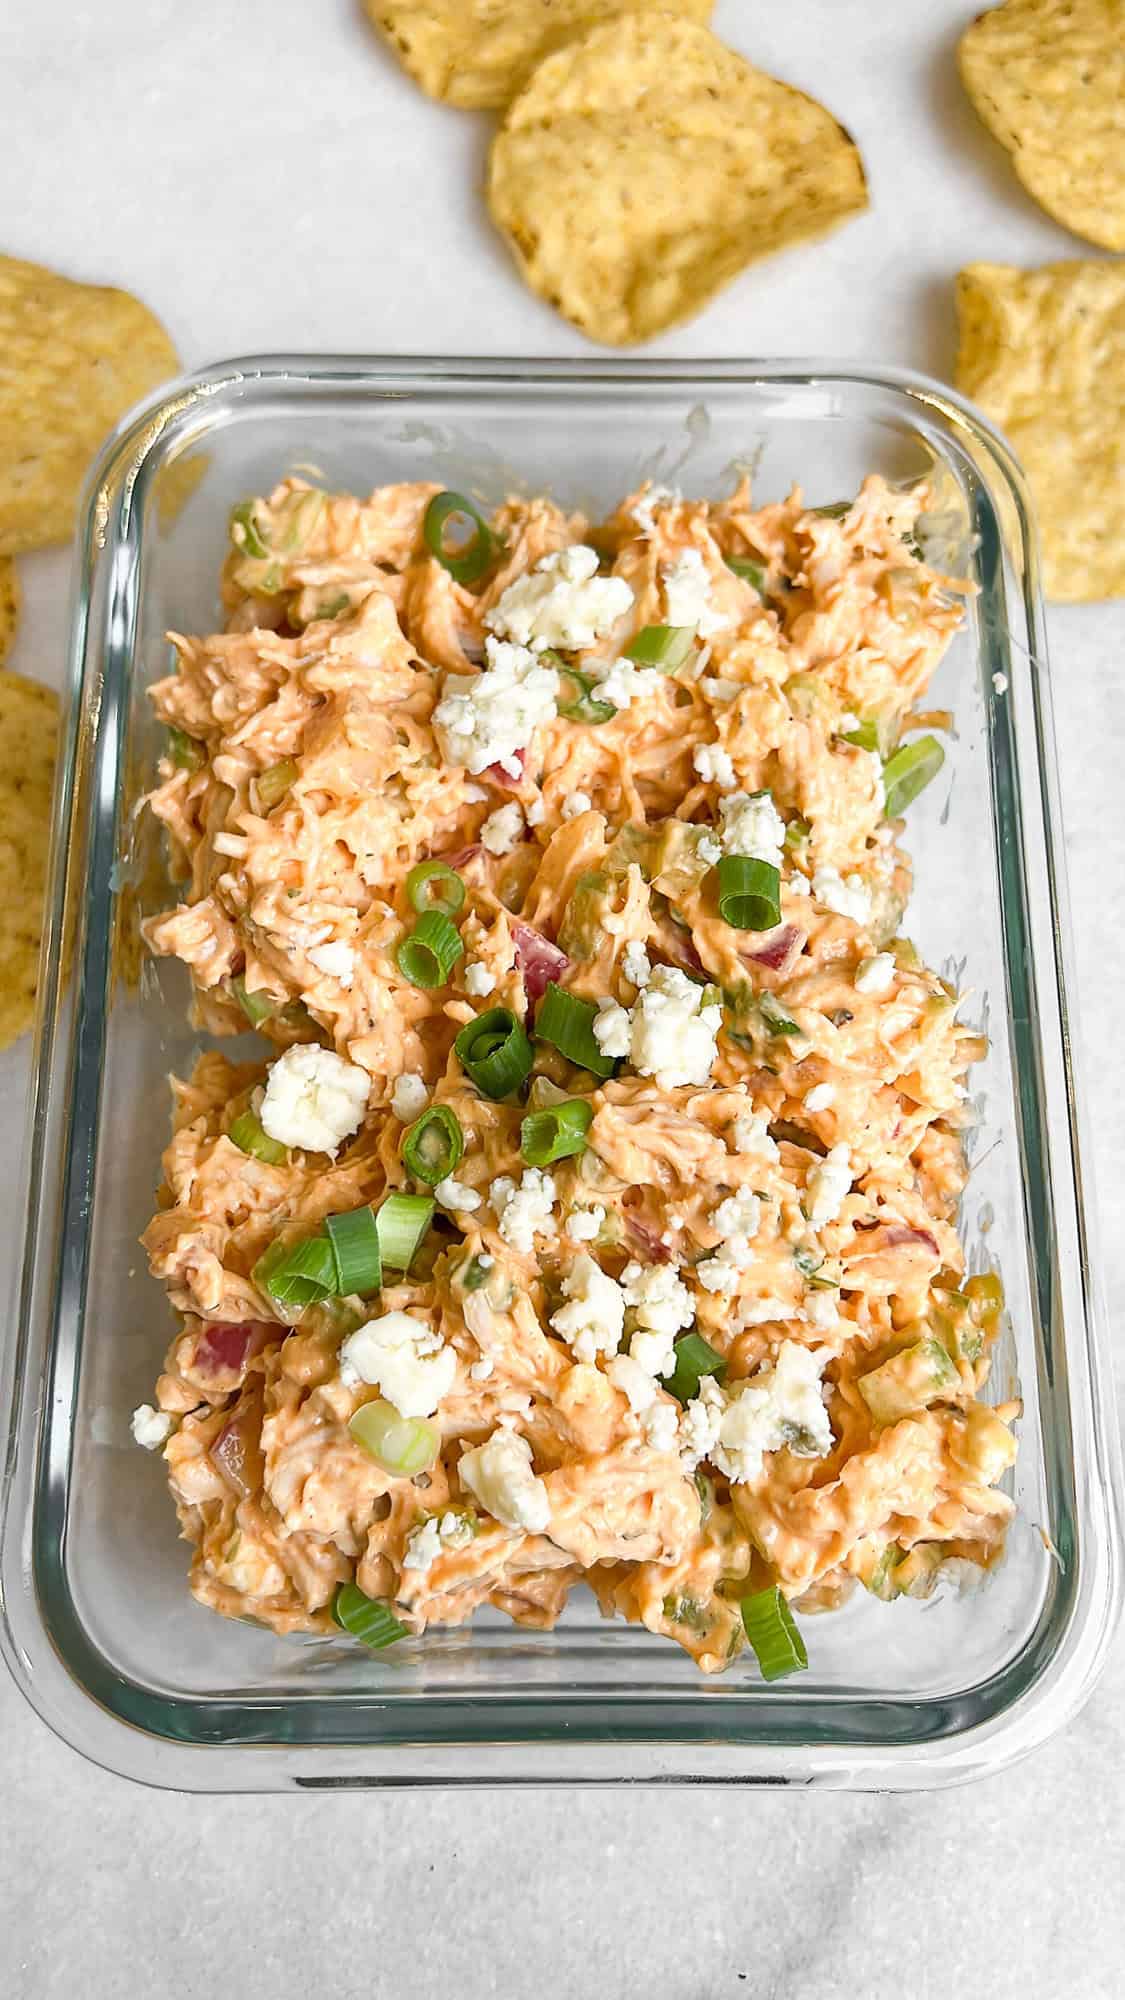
[1,357,1119,1791]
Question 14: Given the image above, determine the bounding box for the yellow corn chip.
[0,669,59,1049]
[365,0,714,111]
[958,0,1125,252]
[955,260,1125,602]
[0,255,179,556]
[0,559,18,666]
[488,16,867,347]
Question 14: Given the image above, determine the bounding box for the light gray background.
[1,4,1122,1996]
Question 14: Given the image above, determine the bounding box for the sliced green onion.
[535,982,615,1080]
[167,725,204,772]
[229,1111,288,1166]
[841,718,879,753]
[229,499,270,558]
[520,1097,593,1167]
[257,757,297,810]
[811,499,851,520]
[624,625,696,673]
[455,1007,534,1098]
[405,860,466,919]
[741,1585,808,1681]
[726,555,768,592]
[395,911,464,990]
[325,1207,382,1296]
[757,992,800,1038]
[315,593,351,621]
[375,1192,435,1271]
[557,665,616,725]
[423,490,498,585]
[232,977,278,1027]
[402,1105,465,1186]
[253,1233,337,1310]
[716,855,782,932]
[665,1332,727,1406]
[332,1581,408,1650]
[882,735,945,819]
[348,1399,439,1476]
[783,816,810,851]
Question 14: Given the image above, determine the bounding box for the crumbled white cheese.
[622,941,651,989]
[434,636,559,779]
[854,952,896,995]
[662,547,728,637]
[564,1204,605,1244]
[731,1109,780,1161]
[594,657,663,711]
[490,1169,557,1254]
[464,959,496,998]
[701,675,742,704]
[622,1260,695,1339]
[402,1510,476,1572]
[550,1253,627,1363]
[696,1188,763,1294]
[307,940,356,988]
[678,1374,726,1471]
[435,1176,483,1214]
[803,1082,836,1113]
[602,965,722,1089]
[259,1044,369,1157]
[712,1341,833,1485]
[719,789,786,867]
[806,1143,852,1227]
[525,795,546,826]
[812,866,872,926]
[480,801,525,855]
[642,1401,681,1454]
[131,1403,172,1451]
[607,1352,661,1413]
[485,544,633,653]
[692,742,737,791]
[390,1072,428,1122]
[562,791,592,819]
[339,1311,456,1419]
[459,1429,550,1534]
[737,1295,802,1328]
[787,873,811,898]
[631,484,681,536]
[469,1355,495,1381]
[805,1290,840,1331]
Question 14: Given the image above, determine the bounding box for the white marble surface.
[1,2,1123,1994]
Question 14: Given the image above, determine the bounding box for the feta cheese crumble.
[692,742,737,791]
[307,940,356,988]
[806,1143,852,1228]
[854,952,896,995]
[731,1109,780,1160]
[622,940,651,989]
[621,1259,694,1376]
[339,1311,456,1419]
[480,801,525,855]
[550,1253,626,1362]
[803,1082,836,1113]
[564,1203,605,1244]
[662,547,728,637]
[677,1373,726,1471]
[607,1352,661,1413]
[459,1429,550,1534]
[434,636,559,779]
[435,1176,483,1214]
[484,544,633,654]
[593,965,721,1089]
[593,657,663,711]
[642,1401,681,1454]
[464,960,496,997]
[402,1510,475,1572]
[562,790,591,819]
[131,1403,172,1451]
[490,1168,557,1254]
[812,866,872,927]
[696,1188,763,1294]
[390,1072,428,1122]
[719,789,786,867]
[711,1341,834,1484]
[259,1044,369,1157]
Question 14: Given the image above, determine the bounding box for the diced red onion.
[623,1212,674,1263]
[193,1319,273,1382]
[740,923,805,977]
[482,751,526,788]
[511,921,570,1003]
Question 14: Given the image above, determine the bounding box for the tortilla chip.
[487,16,867,347]
[955,260,1125,602]
[365,0,714,111]
[0,669,60,1048]
[958,0,1125,252]
[0,559,18,665]
[0,255,179,556]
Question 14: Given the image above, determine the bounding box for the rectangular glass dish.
[2,357,1120,1792]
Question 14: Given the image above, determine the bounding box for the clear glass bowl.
[2,358,1120,1792]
